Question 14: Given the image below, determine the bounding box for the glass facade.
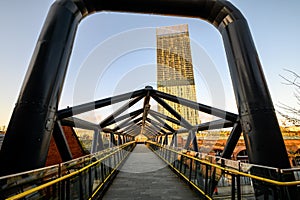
[156,24,200,129]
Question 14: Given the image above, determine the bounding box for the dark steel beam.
[146,119,167,135]
[148,110,181,126]
[120,126,140,136]
[118,123,139,134]
[52,121,73,162]
[57,89,146,119]
[99,95,144,128]
[176,119,234,133]
[101,128,123,135]
[153,90,238,122]
[103,108,144,128]
[221,121,242,159]
[125,127,141,137]
[143,127,159,138]
[184,130,199,152]
[146,118,170,133]
[148,112,176,133]
[141,86,152,127]
[74,0,242,27]
[117,117,142,133]
[143,122,159,136]
[144,124,161,135]
[144,125,161,136]
[61,117,100,130]
[151,95,193,130]
[112,116,142,132]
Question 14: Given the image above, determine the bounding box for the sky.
[0,0,300,128]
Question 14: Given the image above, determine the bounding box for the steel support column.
[158,136,163,144]
[220,14,290,169]
[0,1,82,175]
[163,135,168,145]
[184,130,199,152]
[118,135,122,145]
[170,132,178,148]
[91,129,104,153]
[221,121,242,159]
[91,129,98,153]
[109,133,116,148]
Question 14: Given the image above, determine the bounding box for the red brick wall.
[46,126,87,166]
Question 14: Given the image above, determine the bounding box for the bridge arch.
[0,0,290,176]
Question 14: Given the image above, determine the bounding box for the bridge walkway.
[102,144,201,200]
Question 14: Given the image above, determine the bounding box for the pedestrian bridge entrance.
[1,0,300,199]
[2,141,300,200]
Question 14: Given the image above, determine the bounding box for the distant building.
[156,24,200,129]
[0,131,5,150]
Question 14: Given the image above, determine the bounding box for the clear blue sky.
[0,0,299,127]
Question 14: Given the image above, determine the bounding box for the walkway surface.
[102,144,201,200]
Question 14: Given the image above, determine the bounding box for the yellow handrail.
[6,141,135,200]
[147,141,300,187]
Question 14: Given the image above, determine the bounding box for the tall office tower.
[156,24,200,130]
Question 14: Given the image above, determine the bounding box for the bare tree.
[277,69,300,126]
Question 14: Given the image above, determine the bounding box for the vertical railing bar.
[88,165,92,196]
[231,174,235,200]
[237,174,241,200]
[189,157,192,181]
[58,163,62,199]
[205,165,209,194]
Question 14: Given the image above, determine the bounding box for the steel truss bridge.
[1,0,300,199]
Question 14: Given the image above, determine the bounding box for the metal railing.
[146,141,300,200]
[0,141,136,199]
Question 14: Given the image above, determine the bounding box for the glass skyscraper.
[156,24,200,129]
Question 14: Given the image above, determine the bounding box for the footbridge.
[1,87,300,199]
[1,140,300,199]
[1,0,300,199]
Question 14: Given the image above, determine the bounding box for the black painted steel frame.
[0,0,295,198]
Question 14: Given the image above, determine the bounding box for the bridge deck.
[102,144,201,200]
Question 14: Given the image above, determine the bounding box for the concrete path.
[102,144,201,200]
